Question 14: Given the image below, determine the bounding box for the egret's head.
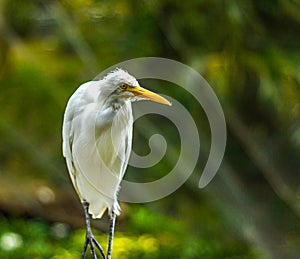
[102,68,171,106]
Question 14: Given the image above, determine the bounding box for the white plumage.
[63,69,137,218]
[62,68,170,258]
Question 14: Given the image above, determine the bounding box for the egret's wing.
[62,88,79,194]
[62,82,93,195]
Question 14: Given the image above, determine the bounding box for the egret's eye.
[120,83,128,90]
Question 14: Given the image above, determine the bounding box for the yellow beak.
[128,86,171,106]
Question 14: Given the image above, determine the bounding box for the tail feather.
[88,198,120,219]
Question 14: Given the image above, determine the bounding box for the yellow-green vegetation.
[1,0,300,258]
[0,206,264,259]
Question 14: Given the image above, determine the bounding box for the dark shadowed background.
[0,0,300,258]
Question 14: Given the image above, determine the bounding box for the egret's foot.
[81,201,105,259]
[81,232,105,259]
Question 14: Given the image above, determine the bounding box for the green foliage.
[1,0,300,258]
[0,211,263,259]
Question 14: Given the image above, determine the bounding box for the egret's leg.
[106,212,116,259]
[82,201,105,259]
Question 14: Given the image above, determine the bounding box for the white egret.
[62,68,170,259]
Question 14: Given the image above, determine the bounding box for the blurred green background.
[1,0,300,258]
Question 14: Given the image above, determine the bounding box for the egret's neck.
[103,93,129,112]
[95,93,133,132]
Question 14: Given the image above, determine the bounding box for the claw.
[81,233,105,259]
[81,201,105,259]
